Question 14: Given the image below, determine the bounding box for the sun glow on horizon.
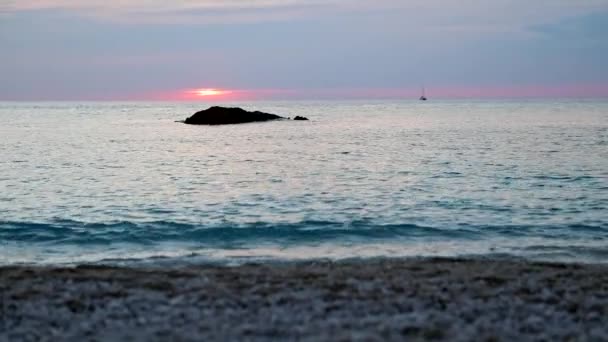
[192,88,230,97]
[163,87,248,101]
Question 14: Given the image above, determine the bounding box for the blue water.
[1,100,607,264]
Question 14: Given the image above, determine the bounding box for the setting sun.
[173,88,243,101]
[195,88,228,97]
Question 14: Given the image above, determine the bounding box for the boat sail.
[419,86,427,101]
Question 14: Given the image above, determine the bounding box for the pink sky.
[140,85,608,101]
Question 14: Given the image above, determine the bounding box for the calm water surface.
[0,100,606,264]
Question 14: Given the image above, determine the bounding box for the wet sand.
[1,258,607,341]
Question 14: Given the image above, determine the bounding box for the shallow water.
[1,100,607,264]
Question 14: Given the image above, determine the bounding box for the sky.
[1,0,608,100]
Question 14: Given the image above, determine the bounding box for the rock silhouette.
[184,106,285,125]
[183,107,309,125]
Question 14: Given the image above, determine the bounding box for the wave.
[0,219,476,245]
[1,219,605,246]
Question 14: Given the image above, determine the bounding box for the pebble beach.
[2,258,607,341]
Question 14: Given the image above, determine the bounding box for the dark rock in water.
[293,116,309,121]
[184,106,285,125]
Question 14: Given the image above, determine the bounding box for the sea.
[1,100,606,265]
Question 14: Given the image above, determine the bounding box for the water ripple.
[1,100,607,264]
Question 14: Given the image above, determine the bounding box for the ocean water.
[0,100,606,265]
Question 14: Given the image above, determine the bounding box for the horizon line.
[4,84,608,102]
[2,96,608,103]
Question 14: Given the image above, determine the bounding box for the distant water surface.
[0,100,606,264]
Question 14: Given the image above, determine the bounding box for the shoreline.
[2,257,607,341]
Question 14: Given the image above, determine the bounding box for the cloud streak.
[2,0,606,27]
[1,0,334,11]
[0,0,350,24]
